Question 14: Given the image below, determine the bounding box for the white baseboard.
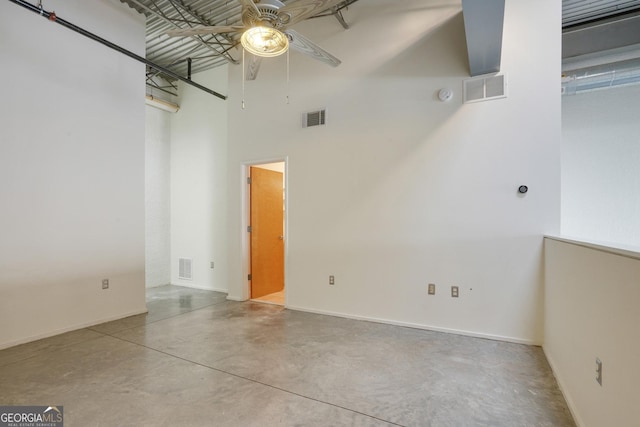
[542,346,584,427]
[169,282,228,293]
[0,307,149,350]
[145,282,170,288]
[226,294,247,302]
[285,304,539,346]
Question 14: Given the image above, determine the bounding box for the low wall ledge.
[544,235,640,261]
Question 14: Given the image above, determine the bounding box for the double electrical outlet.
[428,283,459,297]
[327,277,460,297]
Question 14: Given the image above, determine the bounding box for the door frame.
[240,157,288,305]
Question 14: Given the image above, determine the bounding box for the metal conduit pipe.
[7,0,227,100]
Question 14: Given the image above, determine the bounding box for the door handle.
[279,235,284,240]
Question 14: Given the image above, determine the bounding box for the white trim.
[171,282,228,293]
[544,235,640,260]
[241,157,289,303]
[226,294,246,302]
[0,308,149,350]
[543,346,585,427]
[286,304,539,346]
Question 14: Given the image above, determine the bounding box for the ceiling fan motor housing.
[243,0,288,29]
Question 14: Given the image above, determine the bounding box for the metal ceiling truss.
[309,0,358,28]
[123,0,242,82]
[121,0,360,86]
[163,0,239,61]
[146,71,179,97]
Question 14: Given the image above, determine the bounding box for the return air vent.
[302,109,326,128]
[178,258,192,280]
[463,74,507,103]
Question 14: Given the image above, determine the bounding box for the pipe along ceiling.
[8,0,227,100]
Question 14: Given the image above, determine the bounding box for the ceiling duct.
[562,8,640,95]
[562,56,640,95]
[461,0,505,77]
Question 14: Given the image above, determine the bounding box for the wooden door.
[250,166,284,299]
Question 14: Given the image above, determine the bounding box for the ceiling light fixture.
[145,95,180,113]
[240,26,289,57]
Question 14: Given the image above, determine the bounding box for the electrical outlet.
[102,279,109,290]
[451,286,459,298]
[428,283,436,295]
[329,275,335,285]
[210,261,215,269]
[596,358,602,386]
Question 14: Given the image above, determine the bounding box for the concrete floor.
[0,285,575,426]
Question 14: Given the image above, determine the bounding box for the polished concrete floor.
[0,285,575,426]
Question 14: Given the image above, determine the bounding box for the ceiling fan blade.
[237,0,262,18]
[286,29,341,67]
[166,26,245,37]
[245,53,263,80]
[279,0,345,26]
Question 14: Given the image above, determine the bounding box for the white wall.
[170,67,229,292]
[544,237,640,427]
[226,0,561,344]
[0,0,146,349]
[562,85,640,247]
[145,106,172,287]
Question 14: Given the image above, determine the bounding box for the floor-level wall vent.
[302,109,326,128]
[178,258,192,280]
[463,74,507,103]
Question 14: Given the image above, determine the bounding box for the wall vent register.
[303,109,326,128]
[463,74,507,103]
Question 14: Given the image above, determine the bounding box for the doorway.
[247,162,285,306]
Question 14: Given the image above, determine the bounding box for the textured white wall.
[544,237,640,427]
[145,106,172,287]
[170,67,229,292]
[226,0,561,344]
[562,85,640,247]
[0,0,146,348]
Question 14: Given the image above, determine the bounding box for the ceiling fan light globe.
[241,26,289,57]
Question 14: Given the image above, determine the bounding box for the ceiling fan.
[166,0,346,80]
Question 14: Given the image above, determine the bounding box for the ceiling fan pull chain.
[285,49,290,105]
[242,48,246,110]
